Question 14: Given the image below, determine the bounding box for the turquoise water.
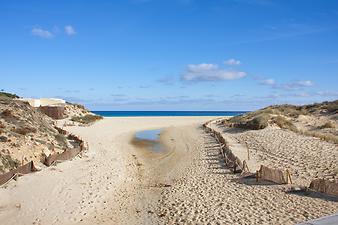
[92,111,247,117]
[135,129,161,141]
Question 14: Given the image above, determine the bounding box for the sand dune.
[0,116,337,225]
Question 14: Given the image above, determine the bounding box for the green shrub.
[228,115,246,124]
[0,92,19,99]
[277,106,303,118]
[0,153,20,173]
[227,112,270,130]
[67,102,86,110]
[246,114,269,130]
[71,114,103,124]
[55,134,68,147]
[324,101,338,113]
[273,116,298,132]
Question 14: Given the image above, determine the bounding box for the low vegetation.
[0,98,69,173]
[0,91,19,99]
[66,102,86,110]
[13,126,37,135]
[319,121,335,129]
[301,130,338,144]
[0,153,20,174]
[0,93,95,174]
[222,100,338,144]
[245,114,270,130]
[273,116,298,132]
[226,111,271,130]
[71,114,103,124]
[55,133,68,148]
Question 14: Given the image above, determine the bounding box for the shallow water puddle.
[133,129,164,152]
[135,129,161,141]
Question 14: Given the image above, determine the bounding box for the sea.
[92,111,247,117]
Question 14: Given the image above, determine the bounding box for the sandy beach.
[0,116,337,225]
[0,116,216,225]
[3,0,338,223]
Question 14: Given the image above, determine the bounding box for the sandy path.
[0,116,216,225]
[211,122,338,186]
[157,126,338,224]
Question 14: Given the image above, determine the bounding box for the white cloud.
[259,78,314,90]
[292,92,310,97]
[259,78,276,85]
[181,63,247,81]
[293,80,313,87]
[64,25,76,35]
[31,27,54,38]
[224,58,241,65]
[316,91,338,97]
[280,80,314,89]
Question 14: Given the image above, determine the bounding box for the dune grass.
[0,91,19,99]
[273,116,298,132]
[71,114,103,124]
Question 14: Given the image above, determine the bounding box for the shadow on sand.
[286,188,338,202]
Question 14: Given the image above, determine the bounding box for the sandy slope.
[157,123,338,225]
[210,122,338,186]
[0,116,215,225]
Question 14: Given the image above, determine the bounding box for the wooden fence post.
[246,142,250,161]
[286,169,292,184]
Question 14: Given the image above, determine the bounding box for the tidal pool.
[133,129,164,152]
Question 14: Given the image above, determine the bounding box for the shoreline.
[99,115,229,119]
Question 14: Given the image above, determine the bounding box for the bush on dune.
[273,116,298,132]
[71,114,103,124]
[0,91,19,99]
[222,100,338,144]
[301,130,338,144]
[226,113,270,130]
[245,114,270,130]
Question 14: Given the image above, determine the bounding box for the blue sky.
[1,0,338,110]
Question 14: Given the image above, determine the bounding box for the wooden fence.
[0,126,87,186]
[257,165,292,184]
[203,122,246,174]
[203,121,338,196]
[309,179,338,197]
[203,122,291,183]
[0,161,38,186]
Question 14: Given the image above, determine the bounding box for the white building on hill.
[18,98,66,107]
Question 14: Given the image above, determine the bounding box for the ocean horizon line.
[92,111,248,117]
